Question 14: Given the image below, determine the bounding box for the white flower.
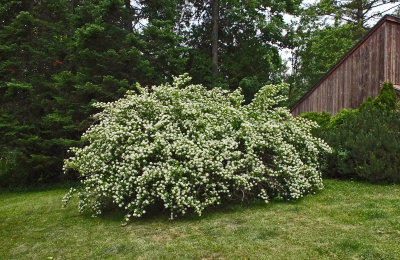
[63,74,330,221]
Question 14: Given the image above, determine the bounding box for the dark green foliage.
[0,0,296,186]
[299,111,332,128]
[0,1,71,186]
[0,0,183,186]
[184,0,299,89]
[239,76,263,104]
[302,82,400,183]
[372,82,398,111]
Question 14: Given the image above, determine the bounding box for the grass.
[1,179,400,259]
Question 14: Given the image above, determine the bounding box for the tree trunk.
[211,0,219,77]
[71,0,76,14]
[124,0,133,32]
[356,4,364,27]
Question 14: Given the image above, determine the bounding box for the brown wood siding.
[385,21,400,84]
[291,16,400,117]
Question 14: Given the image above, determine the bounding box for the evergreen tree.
[0,0,72,184]
[0,0,182,185]
[184,0,301,96]
[320,0,400,29]
[0,0,302,186]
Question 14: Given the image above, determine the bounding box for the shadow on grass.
[10,178,390,225]
[92,194,309,226]
[323,177,399,188]
[0,181,79,194]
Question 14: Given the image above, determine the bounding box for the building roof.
[291,14,400,112]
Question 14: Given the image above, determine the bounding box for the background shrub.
[299,111,332,137]
[0,151,25,187]
[63,74,330,220]
[301,82,400,183]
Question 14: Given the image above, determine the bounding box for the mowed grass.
[1,179,400,259]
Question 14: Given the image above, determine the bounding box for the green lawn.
[1,179,400,259]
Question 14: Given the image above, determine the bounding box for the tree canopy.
[0,0,301,185]
[0,0,398,186]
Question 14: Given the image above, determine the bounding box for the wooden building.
[291,15,400,117]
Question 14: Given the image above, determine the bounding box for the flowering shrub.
[63,74,330,220]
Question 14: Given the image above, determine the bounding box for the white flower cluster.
[63,74,331,221]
